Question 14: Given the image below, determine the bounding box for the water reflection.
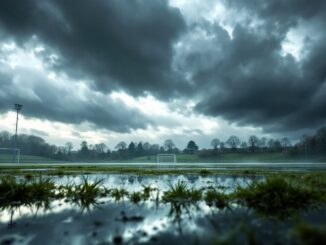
[0,173,324,245]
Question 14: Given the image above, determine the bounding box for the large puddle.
[0,174,325,245]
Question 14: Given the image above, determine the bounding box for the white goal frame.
[0,148,21,164]
[156,154,177,164]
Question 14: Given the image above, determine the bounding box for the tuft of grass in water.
[199,169,210,175]
[0,176,56,207]
[163,181,202,202]
[130,191,142,203]
[24,173,33,181]
[292,223,326,245]
[111,188,129,201]
[141,184,156,200]
[204,189,229,209]
[234,176,323,218]
[61,177,104,209]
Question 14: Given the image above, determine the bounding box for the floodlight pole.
[14,104,22,150]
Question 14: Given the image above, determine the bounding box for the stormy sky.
[0,0,326,149]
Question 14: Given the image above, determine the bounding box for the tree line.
[0,126,325,161]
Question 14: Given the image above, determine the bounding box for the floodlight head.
[15,104,22,111]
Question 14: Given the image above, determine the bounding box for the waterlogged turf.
[0,173,325,244]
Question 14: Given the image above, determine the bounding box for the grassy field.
[1,152,325,164]
[133,152,325,163]
[0,154,62,163]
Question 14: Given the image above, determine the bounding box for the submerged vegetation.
[0,171,325,220]
[163,181,202,202]
[0,176,56,207]
[235,176,324,218]
[204,189,229,208]
[292,223,326,245]
[0,171,325,245]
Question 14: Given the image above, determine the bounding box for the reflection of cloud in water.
[0,174,275,244]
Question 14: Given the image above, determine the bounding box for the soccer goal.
[157,154,177,164]
[0,148,21,164]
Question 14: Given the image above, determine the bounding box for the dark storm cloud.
[1,0,326,135]
[188,1,326,133]
[0,0,187,97]
[0,66,151,132]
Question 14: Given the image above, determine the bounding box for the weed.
[292,223,326,245]
[111,188,129,201]
[204,189,229,208]
[234,176,323,218]
[163,181,202,202]
[130,191,142,203]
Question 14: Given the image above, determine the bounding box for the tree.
[267,139,274,149]
[210,138,220,150]
[164,139,175,153]
[259,137,267,149]
[115,141,127,151]
[226,136,240,151]
[94,143,107,154]
[248,135,259,152]
[240,141,248,150]
[185,140,198,154]
[65,142,73,154]
[143,142,151,151]
[80,141,89,157]
[316,127,326,152]
[136,142,144,156]
[128,142,136,155]
[280,137,291,149]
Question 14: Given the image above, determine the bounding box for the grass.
[234,176,324,218]
[292,223,326,245]
[0,164,285,176]
[1,171,325,219]
[0,154,61,163]
[0,176,56,207]
[62,178,105,208]
[110,188,129,201]
[163,181,202,202]
[204,189,229,208]
[130,191,142,203]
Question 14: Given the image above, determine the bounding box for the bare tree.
[164,139,175,153]
[280,137,291,149]
[210,138,220,150]
[226,136,240,151]
[115,141,127,150]
[248,135,259,152]
[65,142,73,154]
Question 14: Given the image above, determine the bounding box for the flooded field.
[0,173,325,245]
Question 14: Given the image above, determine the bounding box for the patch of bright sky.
[169,0,249,38]
[281,24,306,61]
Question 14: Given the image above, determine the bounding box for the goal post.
[0,148,21,164]
[157,154,177,164]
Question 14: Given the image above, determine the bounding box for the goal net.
[157,154,177,164]
[0,148,21,164]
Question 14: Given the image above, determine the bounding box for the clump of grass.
[204,189,229,208]
[24,173,33,181]
[111,188,129,201]
[141,184,156,200]
[234,176,322,218]
[130,191,142,203]
[292,223,326,245]
[61,178,104,208]
[163,181,202,202]
[0,176,56,206]
[199,169,210,175]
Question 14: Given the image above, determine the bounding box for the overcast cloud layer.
[1,0,326,144]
